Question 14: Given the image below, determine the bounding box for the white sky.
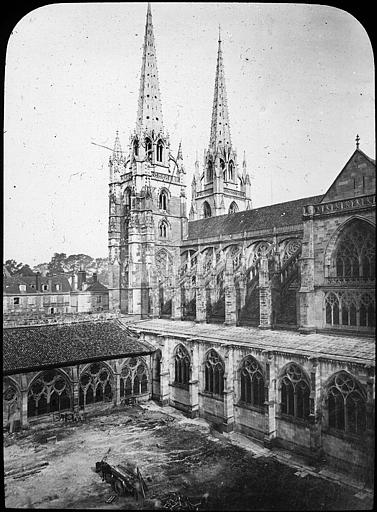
[4,2,375,266]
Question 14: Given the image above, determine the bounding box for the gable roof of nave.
[187,194,323,240]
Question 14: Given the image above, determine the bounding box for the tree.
[4,259,24,276]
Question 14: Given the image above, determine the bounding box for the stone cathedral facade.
[2,4,374,483]
[104,5,375,478]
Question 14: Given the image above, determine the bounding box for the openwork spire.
[136,3,164,134]
[209,31,232,151]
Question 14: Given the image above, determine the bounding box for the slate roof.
[3,320,155,374]
[187,195,323,240]
[85,281,109,292]
[4,275,72,293]
[129,318,375,366]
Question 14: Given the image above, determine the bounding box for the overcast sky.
[4,2,375,266]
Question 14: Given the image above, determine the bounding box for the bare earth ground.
[3,402,373,510]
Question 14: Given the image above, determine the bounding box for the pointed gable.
[320,149,375,203]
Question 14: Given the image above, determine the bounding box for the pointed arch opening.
[27,370,72,418]
[203,201,212,218]
[228,160,234,181]
[173,344,191,389]
[239,355,265,408]
[326,371,367,435]
[145,137,153,162]
[331,219,375,279]
[156,139,164,162]
[133,137,139,157]
[229,201,238,214]
[279,363,310,420]
[158,189,168,211]
[207,160,213,182]
[204,349,224,396]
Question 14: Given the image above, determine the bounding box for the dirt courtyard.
[3,402,373,510]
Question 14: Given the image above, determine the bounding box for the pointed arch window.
[157,140,164,162]
[229,201,238,214]
[333,220,375,279]
[120,357,149,399]
[207,160,213,182]
[239,356,265,407]
[78,363,113,408]
[28,370,71,417]
[124,187,131,212]
[203,201,212,219]
[158,189,168,210]
[228,160,234,181]
[145,137,153,162]
[280,363,310,420]
[327,372,366,435]
[174,344,191,388]
[204,349,224,396]
[159,220,168,238]
[220,159,226,181]
[133,138,139,157]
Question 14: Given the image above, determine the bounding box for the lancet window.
[280,363,310,420]
[133,138,139,156]
[28,370,71,417]
[203,201,212,218]
[229,201,238,214]
[204,349,225,396]
[228,160,234,181]
[207,160,213,182]
[326,372,366,435]
[79,363,113,407]
[239,356,265,407]
[120,357,149,398]
[156,139,164,162]
[159,220,168,238]
[145,137,153,162]
[174,344,191,388]
[158,189,168,210]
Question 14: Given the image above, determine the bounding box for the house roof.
[9,275,72,293]
[3,320,155,374]
[187,195,323,240]
[85,281,109,292]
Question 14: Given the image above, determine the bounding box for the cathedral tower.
[108,3,186,317]
[190,30,252,220]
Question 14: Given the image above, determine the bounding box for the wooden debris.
[5,461,49,478]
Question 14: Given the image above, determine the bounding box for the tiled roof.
[187,195,323,240]
[128,318,375,366]
[3,277,36,294]
[3,320,155,374]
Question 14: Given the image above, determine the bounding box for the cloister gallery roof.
[3,320,155,375]
[187,195,323,240]
[128,318,375,366]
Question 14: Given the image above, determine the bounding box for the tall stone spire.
[209,28,231,151]
[136,3,164,135]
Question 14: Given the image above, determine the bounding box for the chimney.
[48,277,53,292]
[77,268,86,291]
[92,273,97,283]
[36,271,41,291]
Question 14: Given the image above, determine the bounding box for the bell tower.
[108,3,186,317]
[190,29,252,220]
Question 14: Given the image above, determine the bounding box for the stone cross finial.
[356,134,360,149]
